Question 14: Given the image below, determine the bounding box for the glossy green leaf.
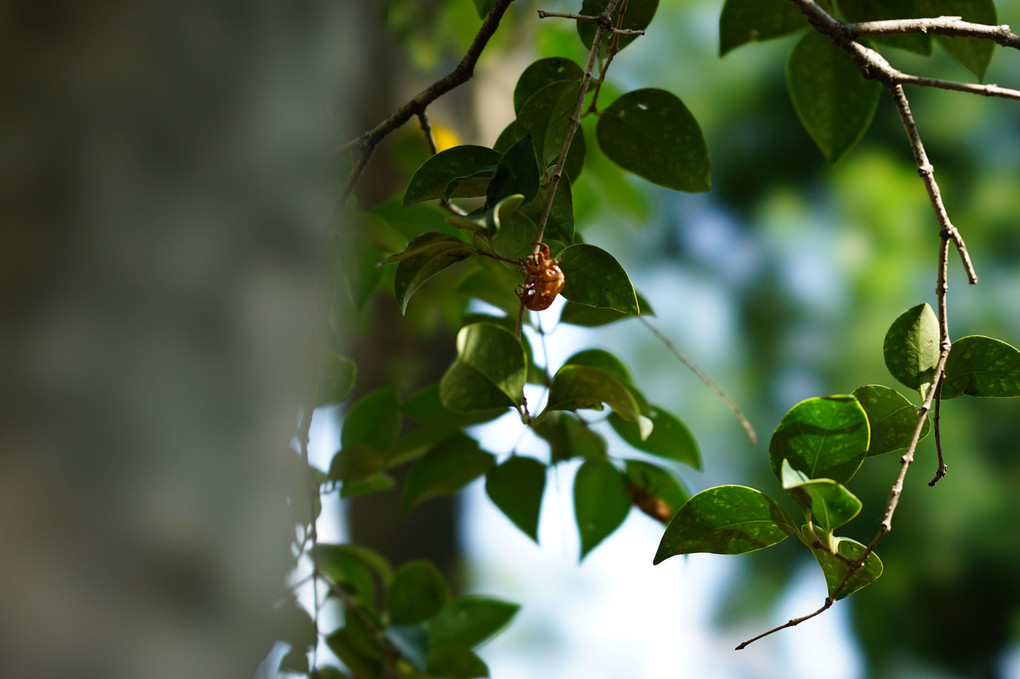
[439,322,527,412]
[577,0,659,52]
[403,146,502,206]
[610,405,701,470]
[486,136,540,209]
[544,365,650,435]
[444,168,497,202]
[574,458,632,559]
[485,456,546,542]
[514,57,584,114]
[318,349,356,406]
[386,560,450,625]
[768,396,870,484]
[387,232,474,314]
[786,30,881,162]
[930,0,996,80]
[490,211,538,261]
[425,597,520,649]
[532,411,608,462]
[810,536,883,600]
[624,459,690,522]
[426,646,489,677]
[942,335,1020,399]
[400,434,495,512]
[341,388,401,452]
[653,486,795,563]
[780,460,862,532]
[559,290,654,326]
[883,303,940,394]
[563,348,636,387]
[326,627,383,679]
[852,384,931,456]
[597,88,710,192]
[837,0,931,54]
[402,383,506,433]
[719,0,808,55]
[516,81,582,169]
[557,244,640,315]
[520,177,574,245]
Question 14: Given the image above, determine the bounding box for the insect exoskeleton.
[516,242,565,311]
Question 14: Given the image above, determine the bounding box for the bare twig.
[639,317,757,446]
[848,16,1020,50]
[735,599,834,650]
[536,8,645,35]
[929,384,947,486]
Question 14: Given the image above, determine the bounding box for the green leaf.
[610,406,701,470]
[563,348,636,387]
[836,0,931,55]
[520,178,575,245]
[485,456,546,542]
[574,458,632,559]
[472,0,497,19]
[942,335,1020,399]
[386,560,451,625]
[328,442,387,485]
[341,388,401,452]
[557,244,640,315]
[516,81,582,170]
[338,472,395,500]
[577,0,659,52]
[780,460,862,532]
[401,434,496,512]
[883,303,940,394]
[544,365,650,435]
[929,0,996,80]
[810,536,883,600]
[312,667,349,679]
[719,0,808,56]
[486,136,540,209]
[852,384,930,456]
[424,597,520,649]
[444,167,497,202]
[403,383,506,429]
[388,232,474,314]
[439,322,527,411]
[426,646,489,678]
[559,290,654,326]
[384,625,429,670]
[403,146,502,206]
[653,486,795,563]
[318,350,356,406]
[768,395,870,484]
[786,30,881,162]
[624,459,690,523]
[326,628,383,679]
[596,89,710,192]
[490,211,539,261]
[514,58,584,114]
[317,544,383,609]
[532,411,608,462]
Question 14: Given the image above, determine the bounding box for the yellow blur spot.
[430,124,461,153]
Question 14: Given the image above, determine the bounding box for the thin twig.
[735,599,833,650]
[929,383,947,486]
[848,16,1020,49]
[536,8,645,35]
[639,317,757,446]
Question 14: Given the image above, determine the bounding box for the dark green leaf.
[559,290,655,326]
[653,486,795,563]
[577,0,659,52]
[312,667,349,679]
[338,472,395,500]
[426,646,489,678]
[472,0,497,19]
[597,88,710,192]
[318,349,356,406]
[929,0,996,80]
[574,458,632,559]
[516,81,582,169]
[317,544,379,608]
[384,625,429,670]
[610,405,701,470]
[624,459,690,523]
[810,536,883,600]
[532,411,608,462]
[492,122,516,154]
[520,177,574,245]
[388,232,474,314]
[386,560,451,625]
[341,388,401,452]
[719,0,808,55]
[326,628,383,679]
[443,168,497,202]
[486,136,540,209]
[401,434,495,512]
[852,384,931,456]
[328,442,386,485]
[768,395,870,484]
[557,244,640,315]
[514,58,584,114]
[786,30,881,162]
[780,460,862,532]
[543,365,650,435]
[837,0,931,54]
[371,200,460,240]
[403,383,506,429]
[942,335,1020,399]
[439,322,527,411]
[424,597,520,649]
[403,146,502,206]
[490,212,538,261]
[485,456,546,542]
[883,303,940,394]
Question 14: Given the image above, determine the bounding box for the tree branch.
[848,16,1020,49]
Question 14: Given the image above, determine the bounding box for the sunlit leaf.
[544,365,650,435]
[559,290,654,326]
[532,411,608,462]
[403,146,502,206]
[574,458,632,559]
[439,322,527,411]
[883,303,940,394]
[654,486,795,563]
[852,384,930,456]
[719,0,807,55]
[485,456,546,542]
[387,232,474,314]
[768,395,869,484]
[400,434,495,512]
[780,460,862,532]
[610,405,701,469]
[577,0,659,52]
[557,244,640,315]
[810,536,883,600]
[597,88,710,192]
[424,597,520,649]
[942,335,1020,399]
[786,30,880,162]
[386,560,451,625]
